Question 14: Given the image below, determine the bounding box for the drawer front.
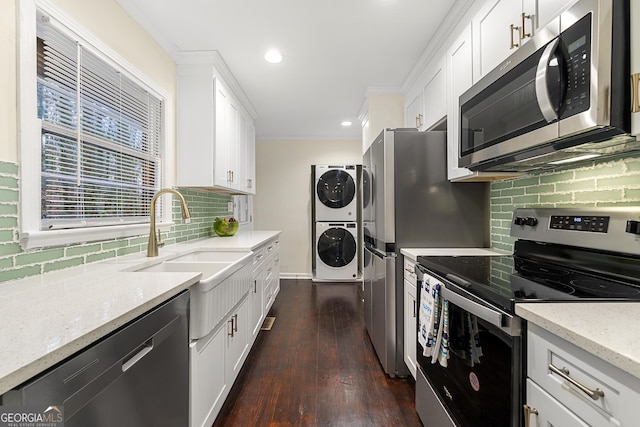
[526,379,589,427]
[403,257,417,285]
[252,245,266,271]
[527,324,640,427]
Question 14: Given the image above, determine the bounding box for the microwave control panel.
[560,13,592,119]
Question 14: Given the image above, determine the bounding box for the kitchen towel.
[436,299,450,367]
[418,276,440,357]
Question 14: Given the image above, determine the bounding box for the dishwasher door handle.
[122,339,154,372]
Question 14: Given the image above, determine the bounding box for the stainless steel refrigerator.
[362,128,489,377]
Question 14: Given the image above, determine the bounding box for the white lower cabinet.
[189,323,226,427]
[403,257,417,379]
[262,238,280,313]
[526,379,589,427]
[225,296,250,383]
[525,324,640,427]
[249,264,264,342]
[189,234,281,427]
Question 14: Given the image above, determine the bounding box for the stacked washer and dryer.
[312,165,360,281]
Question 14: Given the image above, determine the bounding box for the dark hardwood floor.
[213,279,422,427]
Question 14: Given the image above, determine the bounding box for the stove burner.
[569,279,640,298]
[519,264,570,278]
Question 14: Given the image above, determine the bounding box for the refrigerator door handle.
[370,246,394,259]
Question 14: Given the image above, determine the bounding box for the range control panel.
[550,215,610,233]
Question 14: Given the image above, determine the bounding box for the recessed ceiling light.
[341,121,352,127]
[264,50,283,64]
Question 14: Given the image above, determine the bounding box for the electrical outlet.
[228,201,234,212]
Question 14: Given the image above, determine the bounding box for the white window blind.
[36,19,163,231]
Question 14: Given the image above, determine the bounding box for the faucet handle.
[156,229,165,248]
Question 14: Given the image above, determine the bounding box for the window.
[18,1,169,249]
[37,19,162,230]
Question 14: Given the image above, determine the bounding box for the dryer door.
[316,169,356,209]
[317,226,357,267]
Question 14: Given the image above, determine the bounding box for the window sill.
[20,222,172,250]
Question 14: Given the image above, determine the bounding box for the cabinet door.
[632,0,640,136]
[249,265,264,342]
[526,379,589,427]
[403,279,417,379]
[190,326,226,427]
[473,0,521,79]
[214,79,231,187]
[446,25,475,181]
[536,0,577,30]
[245,120,256,194]
[405,93,424,130]
[226,98,239,188]
[422,58,446,130]
[234,108,247,191]
[226,297,249,384]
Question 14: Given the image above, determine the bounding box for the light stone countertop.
[400,247,507,262]
[0,230,280,395]
[516,303,640,380]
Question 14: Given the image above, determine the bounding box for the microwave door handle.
[535,38,560,123]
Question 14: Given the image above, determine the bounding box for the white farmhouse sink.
[127,250,253,339]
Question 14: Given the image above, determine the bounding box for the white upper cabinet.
[473,0,577,81]
[405,57,446,131]
[473,0,523,80]
[446,24,475,181]
[405,92,424,130]
[176,52,256,194]
[422,57,446,130]
[632,0,640,137]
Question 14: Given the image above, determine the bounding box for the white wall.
[253,139,362,277]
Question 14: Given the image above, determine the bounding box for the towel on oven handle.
[436,299,450,367]
[418,275,440,357]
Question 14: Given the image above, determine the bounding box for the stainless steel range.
[415,207,640,427]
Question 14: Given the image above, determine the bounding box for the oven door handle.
[440,286,504,330]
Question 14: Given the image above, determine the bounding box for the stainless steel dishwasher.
[3,290,190,427]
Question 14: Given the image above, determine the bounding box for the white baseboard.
[279,272,313,280]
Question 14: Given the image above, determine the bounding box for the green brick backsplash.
[490,155,640,253]
[0,161,233,283]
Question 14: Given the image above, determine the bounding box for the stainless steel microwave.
[459,0,638,172]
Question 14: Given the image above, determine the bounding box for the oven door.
[416,268,522,427]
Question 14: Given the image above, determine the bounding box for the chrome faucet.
[147,189,191,257]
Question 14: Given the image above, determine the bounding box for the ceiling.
[116,0,458,140]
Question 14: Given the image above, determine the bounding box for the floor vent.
[261,317,276,331]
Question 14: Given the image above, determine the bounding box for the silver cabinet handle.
[632,73,640,113]
[415,113,423,128]
[535,38,560,123]
[523,404,538,427]
[228,317,235,337]
[233,313,238,332]
[520,13,532,39]
[548,364,605,400]
[510,24,520,49]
